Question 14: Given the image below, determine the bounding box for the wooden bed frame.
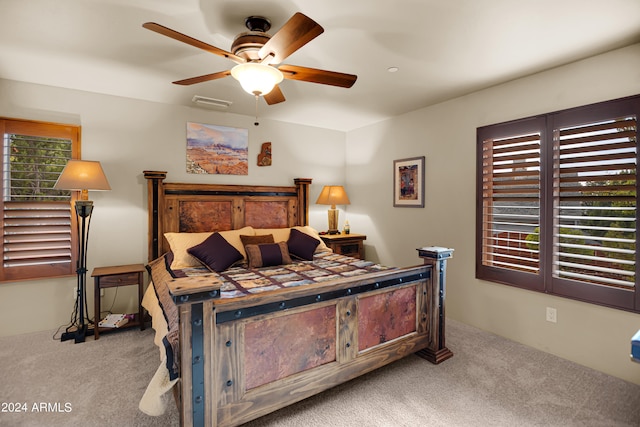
[143,171,453,427]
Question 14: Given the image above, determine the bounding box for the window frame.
[476,95,640,313]
[0,117,80,282]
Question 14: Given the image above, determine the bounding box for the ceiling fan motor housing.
[231,16,272,61]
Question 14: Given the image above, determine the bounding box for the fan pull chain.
[254,95,260,126]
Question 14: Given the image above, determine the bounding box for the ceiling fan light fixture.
[231,62,283,96]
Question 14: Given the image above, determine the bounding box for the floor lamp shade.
[54,160,111,200]
[54,159,110,343]
[315,186,350,234]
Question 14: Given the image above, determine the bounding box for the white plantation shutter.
[1,119,79,282]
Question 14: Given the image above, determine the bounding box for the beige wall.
[0,79,346,336]
[2,43,640,385]
[345,43,640,384]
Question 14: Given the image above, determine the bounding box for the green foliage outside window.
[525,226,592,255]
[6,134,71,201]
[525,172,636,280]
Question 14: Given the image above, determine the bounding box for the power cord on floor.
[52,293,93,341]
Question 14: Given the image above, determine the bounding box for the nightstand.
[92,263,146,340]
[320,233,366,259]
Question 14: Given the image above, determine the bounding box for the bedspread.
[174,251,395,298]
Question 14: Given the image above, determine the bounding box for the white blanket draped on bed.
[138,285,178,416]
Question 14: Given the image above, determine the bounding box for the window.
[477,95,640,312]
[1,118,80,282]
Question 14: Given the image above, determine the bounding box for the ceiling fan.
[143,12,357,105]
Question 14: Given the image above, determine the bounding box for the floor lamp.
[54,160,111,343]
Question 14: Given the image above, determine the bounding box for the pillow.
[164,226,254,269]
[187,232,243,272]
[254,227,290,243]
[292,226,331,253]
[254,226,330,253]
[245,242,292,268]
[287,228,320,260]
[164,232,212,269]
[218,226,255,259]
[240,234,274,249]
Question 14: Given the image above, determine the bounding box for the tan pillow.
[164,232,212,269]
[218,226,255,259]
[164,226,255,269]
[254,227,290,243]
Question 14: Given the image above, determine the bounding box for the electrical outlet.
[546,307,557,323]
[100,289,105,297]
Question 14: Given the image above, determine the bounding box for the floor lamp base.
[61,201,94,344]
[61,325,94,343]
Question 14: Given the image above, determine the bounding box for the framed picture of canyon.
[393,156,425,207]
[186,122,248,175]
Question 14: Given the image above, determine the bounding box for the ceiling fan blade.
[143,22,245,64]
[258,13,324,65]
[173,70,231,86]
[278,64,357,88]
[264,85,286,105]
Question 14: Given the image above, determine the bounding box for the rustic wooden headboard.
[143,171,312,261]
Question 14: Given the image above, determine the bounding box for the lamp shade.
[315,186,350,207]
[54,160,111,200]
[231,62,284,96]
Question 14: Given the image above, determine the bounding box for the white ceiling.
[1,0,639,132]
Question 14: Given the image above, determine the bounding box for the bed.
[140,171,453,427]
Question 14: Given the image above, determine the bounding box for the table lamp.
[315,185,350,234]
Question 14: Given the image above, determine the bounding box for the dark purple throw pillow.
[287,228,320,261]
[187,232,243,272]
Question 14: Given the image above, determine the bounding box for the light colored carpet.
[1,319,639,426]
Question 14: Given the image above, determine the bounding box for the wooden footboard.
[174,257,450,427]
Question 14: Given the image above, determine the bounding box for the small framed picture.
[393,156,425,208]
